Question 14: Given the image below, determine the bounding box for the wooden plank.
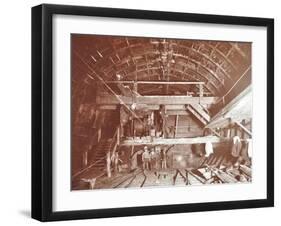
[166,110,190,115]
[120,136,228,146]
[240,165,252,177]
[215,170,238,183]
[97,95,218,105]
[209,128,221,137]
[189,104,210,122]
[99,105,191,111]
[175,115,179,138]
[206,86,252,129]
[186,104,207,125]
[98,106,207,116]
[233,120,252,137]
[199,83,203,104]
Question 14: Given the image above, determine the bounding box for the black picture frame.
[32,3,274,222]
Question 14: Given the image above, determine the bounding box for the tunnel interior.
[71,34,252,190]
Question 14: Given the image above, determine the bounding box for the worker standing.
[106,151,112,178]
[142,146,151,171]
[161,148,167,169]
[150,148,157,170]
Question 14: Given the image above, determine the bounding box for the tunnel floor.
[72,166,247,190]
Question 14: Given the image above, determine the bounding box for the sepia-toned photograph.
[71,34,252,191]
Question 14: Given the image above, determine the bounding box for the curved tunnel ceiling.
[72,35,251,97]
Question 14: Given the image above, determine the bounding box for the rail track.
[113,169,147,188]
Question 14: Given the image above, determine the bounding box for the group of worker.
[141,146,167,171]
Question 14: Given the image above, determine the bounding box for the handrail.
[91,129,100,145]
[72,127,120,180]
[72,156,107,179]
[108,127,119,156]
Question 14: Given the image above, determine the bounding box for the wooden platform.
[120,135,228,146]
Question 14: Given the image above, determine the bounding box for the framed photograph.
[32,4,274,221]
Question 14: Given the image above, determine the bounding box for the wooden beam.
[120,136,228,146]
[98,105,207,115]
[213,170,238,183]
[206,86,252,129]
[175,115,179,138]
[97,95,218,105]
[166,110,190,115]
[186,104,208,125]
[199,83,203,104]
[209,128,222,137]
[233,120,252,137]
[141,88,212,96]
[117,126,120,145]
[189,104,210,122]
[99,104,193,110]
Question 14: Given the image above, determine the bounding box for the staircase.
[91,139,113,169]
[186,104,210,125]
